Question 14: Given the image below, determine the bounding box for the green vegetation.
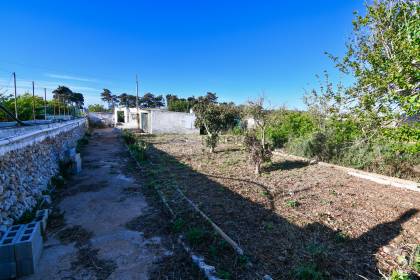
[389,270,411,280]
[122,130,148,161]
[285,199,299,208]
[294,263,325,280]
[87,104,107,112]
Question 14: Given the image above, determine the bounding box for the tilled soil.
[140,134,420,279]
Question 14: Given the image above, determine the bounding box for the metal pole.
[44,88,47,120]
[32,81,35,120]
[13,72,18,118]
[136,74,140,130]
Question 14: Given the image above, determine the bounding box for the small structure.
[114,107,199,134]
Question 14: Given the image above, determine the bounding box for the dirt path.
[24,129,184,280]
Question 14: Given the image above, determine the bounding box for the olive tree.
[243,97,272,174]
[193,94,238,153]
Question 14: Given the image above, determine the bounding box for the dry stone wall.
[0,119,86,225]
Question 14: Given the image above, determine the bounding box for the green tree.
[140,93,165,108]
[328,0,420,125]
[100,89,118,110]
[194,93,236,153]
[88,104,107,112]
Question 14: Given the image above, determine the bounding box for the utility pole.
[13,72,17,118]
[44,88,47,120]
[32,81,36,120]
[136,74,140,130]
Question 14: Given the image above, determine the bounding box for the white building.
[113,107,199,134]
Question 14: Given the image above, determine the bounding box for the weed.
[329,189,338,196]
[238,255,249,266]
[294,263,325,280]
[171,218,185,233]
[335,231,349,243]
[306,243,327,258]
[389,270,411,280]
[263,221,274,231]
[186,227,207,245]
[217,269,231,279]
[286,199,299,208]
[413,245,420,273]
[76,136,89,152]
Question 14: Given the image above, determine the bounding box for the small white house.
[114,106,199,134]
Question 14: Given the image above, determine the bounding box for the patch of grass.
[334,231,349,243]
[217,269,231,279]
[286,199,300,208]
[186,227,207,246]
[171,218,186,233]
[294,263,325,280]
[76,135,89,153]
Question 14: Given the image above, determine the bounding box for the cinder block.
[0,225,23,262]
[65,147,77,159]
[0,262,16,280]
[15,222,43,277]
[0,225,23,280]
[35,210,49,234]
[70,153,82,174]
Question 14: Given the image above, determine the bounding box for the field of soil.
[137,134,420,279]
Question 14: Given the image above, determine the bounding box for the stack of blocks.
[0,222,43,279]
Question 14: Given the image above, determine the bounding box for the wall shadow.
[146,144,419,279]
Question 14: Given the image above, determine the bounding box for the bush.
[267,110,315,148]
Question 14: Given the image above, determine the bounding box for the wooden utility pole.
[13,72,17,118]
[136,74,140,130]
[44,88,47,120]
[32,81,35,120]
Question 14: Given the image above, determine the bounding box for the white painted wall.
[150,110,198,134]
[114,107,198,134]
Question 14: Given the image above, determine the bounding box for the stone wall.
[0,119,86,226]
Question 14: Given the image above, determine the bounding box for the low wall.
[0,119,86,226]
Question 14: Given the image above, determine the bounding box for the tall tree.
[328,0,420,127]
[100,89,118,110]
[140,93,165,108]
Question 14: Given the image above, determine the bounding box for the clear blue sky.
[0,1,366,108]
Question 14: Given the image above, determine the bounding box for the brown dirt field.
[139,133,420,280]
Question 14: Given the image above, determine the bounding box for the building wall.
[150,110,198,134]
[114,107,199,134]
[0,119,86,226]
[87,112,114,127]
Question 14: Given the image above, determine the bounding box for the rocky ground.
[138,134,420,279]
[24,129,200,280]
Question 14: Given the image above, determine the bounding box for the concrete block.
[35,210,49,234]
[0,225,23,262]
[70,153,82,174]
[0,262,16,280]
[15,222,43,277]
[75,153,82,173]
[65,147,76,159]
[0,225,23,280]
